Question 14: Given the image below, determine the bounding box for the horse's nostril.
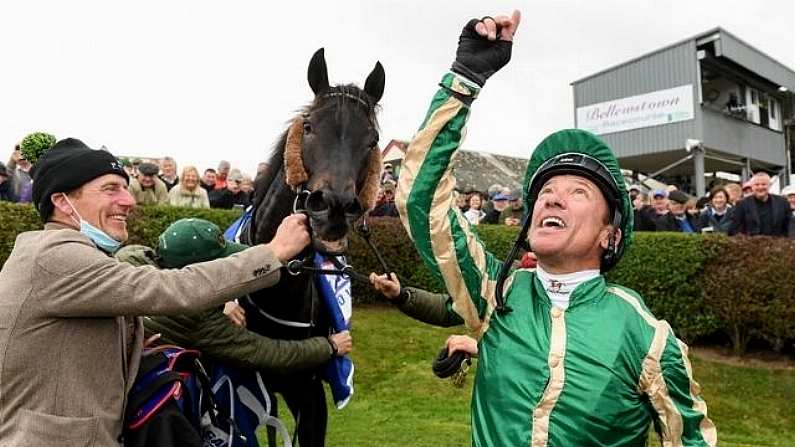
[346,199,363,218]
[306,190,329,213]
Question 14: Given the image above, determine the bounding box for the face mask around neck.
[62,195,122,254]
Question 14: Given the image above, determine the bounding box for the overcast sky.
[1,0,793,177]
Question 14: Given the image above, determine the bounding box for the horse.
[238,48,385,446]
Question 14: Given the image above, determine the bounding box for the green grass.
[258,306,795,446]
[693,356,795,446]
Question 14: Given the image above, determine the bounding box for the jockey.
[387,11,716,446]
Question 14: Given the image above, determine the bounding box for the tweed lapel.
[125,317,144,394]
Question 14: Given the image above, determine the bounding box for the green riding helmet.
[494,129,633,313]
[522,129,633,269]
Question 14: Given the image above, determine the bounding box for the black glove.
[451,18,513,87]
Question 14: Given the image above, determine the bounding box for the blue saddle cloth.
[224,206,253,243]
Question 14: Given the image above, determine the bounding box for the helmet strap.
[494,212,533,314]
[602,209,623,271]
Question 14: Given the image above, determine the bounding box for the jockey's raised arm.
[395,12,521,334]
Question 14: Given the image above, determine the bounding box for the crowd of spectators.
[0,145,263,212]
[120,158,255,209]
[361,162,795,239]
[452,186,526,226]
[632,172,794,237]
[2,145,794,238]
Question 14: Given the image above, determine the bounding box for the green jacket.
[116,245,333,374]
[394,73,716,446]
[395,287,463,328]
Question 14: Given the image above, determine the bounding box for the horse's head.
[282,48,385,254]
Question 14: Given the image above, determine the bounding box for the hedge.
[1,202,793,354]
[0,203,44,265]
[701,236,795,355]
[606,232,725,343]
[0,203,243,268]
[124,205,243,247]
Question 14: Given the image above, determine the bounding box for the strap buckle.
[292,189,311,215]
[286,259,304,276]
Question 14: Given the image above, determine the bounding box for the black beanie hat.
[31,138,129,222]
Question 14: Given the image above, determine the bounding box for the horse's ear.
[308,48,330,96]
[364,61,385,103]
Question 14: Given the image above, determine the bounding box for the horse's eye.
[303,121,312,134]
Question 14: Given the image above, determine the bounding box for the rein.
[285,257,369,284]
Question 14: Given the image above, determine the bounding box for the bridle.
[283,88,381,214]
[283,218,392,285]
[280,89,389,284]
[291,188,312,215]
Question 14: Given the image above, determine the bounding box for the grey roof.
[572,27,795,91]
[379,139,527,192]
[451,150,527,193]
[716,28,795,92]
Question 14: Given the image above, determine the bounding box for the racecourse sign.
[576,84,694,135]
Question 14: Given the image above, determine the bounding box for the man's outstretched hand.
[369,272,401,300]
[267,214,311,263]
[451,10,521,87]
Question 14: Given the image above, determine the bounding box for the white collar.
[536,265,600,310]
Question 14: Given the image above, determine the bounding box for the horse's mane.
[252,130,288,208]
[251,83,380,209]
